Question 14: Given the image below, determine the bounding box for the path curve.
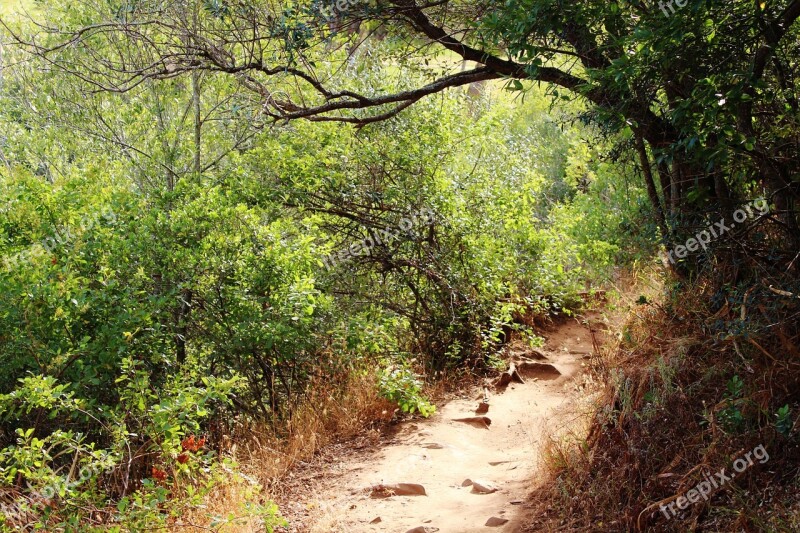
[280,314,602,532]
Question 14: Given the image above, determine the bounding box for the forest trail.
[277,313,605,532]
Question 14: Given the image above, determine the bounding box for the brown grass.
[524,269,800,532]
[179,370,397,531]
[247,372,396,488]
[175,342,486,532]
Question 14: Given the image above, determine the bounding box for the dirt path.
[280,314,602,532]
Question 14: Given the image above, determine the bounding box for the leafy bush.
[377,365,436,418]
[0,6,635,528]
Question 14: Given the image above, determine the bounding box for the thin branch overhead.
[1,0,594,126]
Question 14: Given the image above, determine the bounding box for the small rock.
[516,362,561,380]
[475,401,489,414]
[422,443,445,449]
[509,499,523,505]
[370,483,427,498]
[471,480,498,494]
[485,517,509,527]
[529,349,549,360]
[370,516,382,524]
[461,478,473,487]
[495,366,524,389]
[515,352,548,363]
[452,416,491,429]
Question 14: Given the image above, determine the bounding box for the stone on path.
[452,416,491,429]
[527,349,549,360]
[470,479,498,494]
[485,516,509,527]
[461,478,498,493]
[516,361,561,380]
[495,363,525,389]
[370,483,427,498]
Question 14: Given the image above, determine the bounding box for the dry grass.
[178,370,396,531]
[524,268,800,532]
[245,372,396,489]
[173,345,483,532]
[179,479,265,532]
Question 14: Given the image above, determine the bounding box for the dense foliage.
[0,0,796,530]
[0,2,658,529]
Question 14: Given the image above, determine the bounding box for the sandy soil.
[278,314,603,532]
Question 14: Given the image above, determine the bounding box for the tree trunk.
[635,133,671,250]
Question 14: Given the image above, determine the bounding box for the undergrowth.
[530,269,800,532]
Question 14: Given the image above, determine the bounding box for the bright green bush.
[377,365,436,418]
[0,5,642,527]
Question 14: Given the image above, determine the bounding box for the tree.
[4,0,799,273]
